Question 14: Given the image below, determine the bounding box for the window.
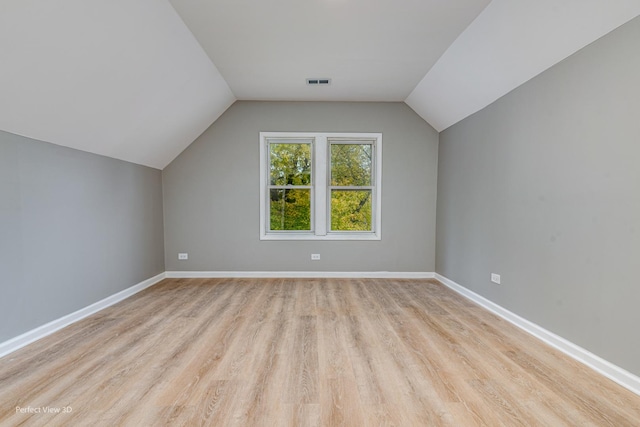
[267,139,313,231]
[260,132,382,240]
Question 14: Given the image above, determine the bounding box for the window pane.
[270,189,311,231]
[270,143,312,186]
[331,144,372,186]
[331,190,372,231]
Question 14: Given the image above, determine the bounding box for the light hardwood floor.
[1,278,639,426]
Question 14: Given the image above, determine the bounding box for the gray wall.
[437,16,640,375]
[0,131,165,342]
[163,101,438,272]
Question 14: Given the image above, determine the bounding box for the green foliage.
[267,141,374,232]
[270,143,311,186]
[331,190,372,231]
[330,143,373,231]
[269,143,312,230]
[331,144,372,186]
[270,189,311,230]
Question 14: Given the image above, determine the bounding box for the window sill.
[260,232,381,241]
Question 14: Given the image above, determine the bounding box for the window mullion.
[315,136,327,236]
[328,186,374,190]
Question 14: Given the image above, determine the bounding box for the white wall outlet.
[311,254,321,261]
[491,273,501,284]
[178,253,188,260]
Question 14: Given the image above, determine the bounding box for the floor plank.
[1,278,639,426]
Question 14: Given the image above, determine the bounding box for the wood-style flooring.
[1,278,639,426]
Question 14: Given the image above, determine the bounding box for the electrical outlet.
[491,273,501,284]
[178,253,188,260]
[311,254,321,261]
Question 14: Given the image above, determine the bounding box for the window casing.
[260,132,382,240]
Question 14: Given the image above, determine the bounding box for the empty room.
[1,0,640,425]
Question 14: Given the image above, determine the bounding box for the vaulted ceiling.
[1,0,639,169]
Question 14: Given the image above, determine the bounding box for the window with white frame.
[260,132,382,240]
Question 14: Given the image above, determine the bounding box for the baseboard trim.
[0,272,166,359]
[165,271,435,279]
[435,273,640,397]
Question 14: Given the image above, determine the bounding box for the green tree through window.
[330,143,373,231]
[268,143,312,231]
[260,132,381,240]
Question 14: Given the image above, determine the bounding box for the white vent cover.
[306,78,331,85]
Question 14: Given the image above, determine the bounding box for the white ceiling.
[1,0,639,169]
[406,0,640,131]
[168,0,490,101]
[0,0,234,169]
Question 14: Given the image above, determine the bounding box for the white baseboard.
[0,272,166,359]
[435,273,640,397]
[165,271,435,279]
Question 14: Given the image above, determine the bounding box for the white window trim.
[260,132,382,241]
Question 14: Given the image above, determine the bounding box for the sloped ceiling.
[1,0,639,169]
[406,0,640,132]
[0,0,235,169]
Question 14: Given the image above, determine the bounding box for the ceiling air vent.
[307,78,331,85]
